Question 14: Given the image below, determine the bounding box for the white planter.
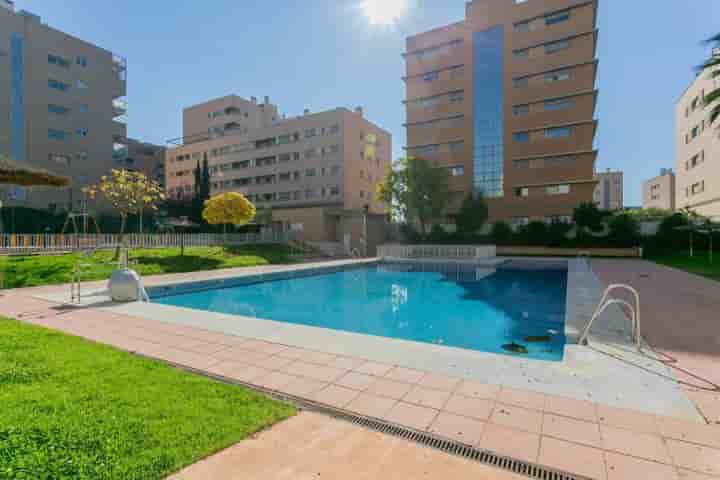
[108,268,143,302]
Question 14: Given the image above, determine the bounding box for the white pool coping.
[34,257,702,421]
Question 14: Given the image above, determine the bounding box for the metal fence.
[0,232,291,255]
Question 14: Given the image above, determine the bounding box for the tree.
[191,158,211,224]
[202,192,256,233]
[84,169,164,257]
[456,192,488,238]
[607,214,640,247]
[376,157,449,237]
[490,221,513,245]
[573,202,605,232]
[700,34,720,124]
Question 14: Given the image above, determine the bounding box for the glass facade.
[10,33,25,161]
[472,26,504,198]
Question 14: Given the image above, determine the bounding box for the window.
[544,98,573,111]
[545,10,570,25]
[79,104,89,113]
[513,105,529,116]
[49,153,71,166]
[331,165,341,175]
[323,144,340,155]
[48,129,69,140]
[691,125,700,139]
[304,148,318,159]
[256,156,276,167]
[48,104,70,115]
[691,181,705,195]
[305,168,317,177]
[76,56,88,67]
[279,153,291,163]
[514,187,529,197]
[514,0,529,3]
[545,126,572,138]
[450,66,465,79]
[449,140,465,152]
[449,116,465,128]
[422,71,439,82]
[544,155,576,167]
[448,91,464,103]
[305,189,318,199]
[511,217,530,227]
[545,39,570,54]
[278,192,291,201]
[513,48,529,58]
[76,128,88,137]
[409,144,439,156]
[410,40,463,61]
[48,78,70,92]
[513,21,530,33]
[546,184,570,195]
[513,77,529,88]
[329,186,340,196]
[304,128,317,138]
[545,70,571,83]
[48,54,69,68]
[360,190,365,199]
[449,165,465,177]
[76,80,88,90]
[278,134,292,144]
[514,132,530,142]
[75,151,88,162]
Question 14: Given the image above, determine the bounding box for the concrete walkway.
[592,259,720,425]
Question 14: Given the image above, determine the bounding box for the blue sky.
[16,0,720,206]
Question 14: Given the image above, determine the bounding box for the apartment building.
[593,169,623,211]
[676,62,720,220]
[404,0,598,226]
[642,168,675,211]
[165,95,391,252]
[0,2,127,213]
[125,138,166,188]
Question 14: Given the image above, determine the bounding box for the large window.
[48,54,70,68]
[545,39,570,54]
[544,98,573,111]
[545,10,570,26]
[545,70,571,83]
[545,126,572,138]
[473,25,505,198]
[48,78,70,92]
[48,129,70,141]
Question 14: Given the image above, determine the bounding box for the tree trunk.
[114,214,127,261]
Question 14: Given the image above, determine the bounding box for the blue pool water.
[154,262,568,361]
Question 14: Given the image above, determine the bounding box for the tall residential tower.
[404,0,598,226]
[0,2,127,212]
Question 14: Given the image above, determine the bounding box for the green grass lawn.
[0,244,295,289]
[649,251,720,281]
[0,317,295,480]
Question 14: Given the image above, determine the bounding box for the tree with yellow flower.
[202,192,256,234]
[83,169,165,256]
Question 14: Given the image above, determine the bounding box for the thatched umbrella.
[0,155,71,187]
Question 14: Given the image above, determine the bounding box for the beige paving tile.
[206,361,269,383]
[490,404,543,434]
[353,361,393,377]
[312,385,361,409]
[254,371,298,391]
[443,394,495,421]
[686,390,720,425]
[282,361,345,383]
[281,377,328,398]
[334,371,377,391]
[212,347,269,364]
[605,451,679,480]
[418,373,462,392]
[429,412,486,446]
[274,345,307,360]
[366,378,414,400]
[543,414,602,448]
[174,339,230,356]
[329,356,367,371]
[600,425,672,464]
[298,350,338,366]
[384,402,438,431]
[498,387,546,411]
[403,386,452,410]
[479,424,541,464]
[384,366,426,384]
[346,393,397,419]
[666,439,720,477]
[658,416,720,449]
[544,394,599,423]
[252,354,294,371]
[455,380,501,401]
[597,404,660,435]
[677,468,720,479]
[538,437,607,480]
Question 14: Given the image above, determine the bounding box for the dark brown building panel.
[404,0,598,225]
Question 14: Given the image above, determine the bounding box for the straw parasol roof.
[0,154,71,187]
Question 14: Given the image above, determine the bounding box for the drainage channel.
[149,356,594,480]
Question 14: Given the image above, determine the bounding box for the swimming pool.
[153,261,568,361]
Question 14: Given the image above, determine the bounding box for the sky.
[14,0,720,207]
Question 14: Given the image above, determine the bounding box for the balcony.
[112,97,128,122]
[112,54,127,81]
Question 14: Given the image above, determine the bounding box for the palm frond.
[695,57,720,72]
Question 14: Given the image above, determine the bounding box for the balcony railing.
[112,54,127,82]
[112,98,128,118]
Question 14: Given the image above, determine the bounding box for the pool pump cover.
[109,268,143,302]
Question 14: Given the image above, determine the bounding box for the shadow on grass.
[132,255,225,274]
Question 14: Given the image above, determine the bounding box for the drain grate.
[144,356,592,480]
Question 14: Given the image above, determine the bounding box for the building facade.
[404,0,598,226]
[125,138,166,189]
[676,63,720,220]
[0,2,127,213]
[164,95,391,252]
[642,169,675,212]
[593,169,623,211]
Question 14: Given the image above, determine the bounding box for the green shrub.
[490,221,513,245]
[607,214,640,247]
[546,221,573,247]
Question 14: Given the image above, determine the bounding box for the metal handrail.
[578,284,641,351]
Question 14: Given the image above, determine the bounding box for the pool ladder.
[578,284,642,351]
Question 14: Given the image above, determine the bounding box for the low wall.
[496,246,641,258]
[378,244,497,259]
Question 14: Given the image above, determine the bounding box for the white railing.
[0,232,290,255]
[378,244,497,260]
